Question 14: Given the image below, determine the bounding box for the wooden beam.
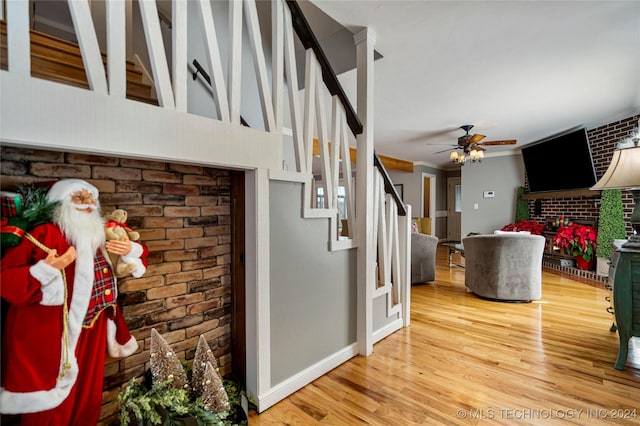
[378,153,414,173]
[312,139,413,173]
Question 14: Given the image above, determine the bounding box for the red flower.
[553,224,597,261]
[500,220,545,235]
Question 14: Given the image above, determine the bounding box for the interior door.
[447,177,462,241]
[423,176,431,217]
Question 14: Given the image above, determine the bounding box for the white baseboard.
[254,343,360,412]
[373,318,404,344]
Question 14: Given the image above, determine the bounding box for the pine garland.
[119,329,242,425]
[1,184,59,250]
[18,184,59,227]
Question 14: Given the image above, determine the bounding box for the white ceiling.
[308,0,640,169]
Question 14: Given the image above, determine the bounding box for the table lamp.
[591,130,640,248]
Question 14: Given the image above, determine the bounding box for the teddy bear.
[104,209,144,277]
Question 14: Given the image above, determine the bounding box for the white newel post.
[355,28,376,356]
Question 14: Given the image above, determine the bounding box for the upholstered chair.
[411,233,439,284]
[462,233,545,302]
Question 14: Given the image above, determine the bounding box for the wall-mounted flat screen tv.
[521,128,597,193]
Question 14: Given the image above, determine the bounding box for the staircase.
[0,20,156,105]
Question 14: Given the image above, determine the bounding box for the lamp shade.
[591,146,640,190]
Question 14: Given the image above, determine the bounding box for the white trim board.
[255,343,360,412]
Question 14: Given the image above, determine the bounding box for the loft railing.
[5,0,410,281]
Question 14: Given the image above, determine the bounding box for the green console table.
[612,242,640,370]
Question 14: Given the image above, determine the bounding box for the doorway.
[447,177,462,242]
[422,172,436,233]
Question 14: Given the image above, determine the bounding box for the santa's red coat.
[0,223,142,416]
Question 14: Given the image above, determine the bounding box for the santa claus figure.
[0,179,147,425]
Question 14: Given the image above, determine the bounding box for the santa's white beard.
[54,202,105,253]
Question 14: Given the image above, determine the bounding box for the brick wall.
[527,114,639,235]
[0,147,233,425]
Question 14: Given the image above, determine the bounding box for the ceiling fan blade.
[433,147,456,154]
[478,139,517,146]
[468,134,486,144]
[404,126,461,144]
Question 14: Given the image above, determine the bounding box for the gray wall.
[373,295,398,330]
[269,180,357,385]
[389,164,451,238]
[461,154,525,235]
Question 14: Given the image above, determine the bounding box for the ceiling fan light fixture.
[445,123,512,165]
[449,150,467,165]
[469,149,483,163]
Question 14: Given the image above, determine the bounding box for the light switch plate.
[483,190,495,198]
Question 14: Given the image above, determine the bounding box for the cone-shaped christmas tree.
[191,335,219,398]
[200,361,229,413]
[149,328,189,391]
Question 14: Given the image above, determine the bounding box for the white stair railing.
[372,168,411,335]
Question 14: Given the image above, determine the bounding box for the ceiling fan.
[434,125,517,155]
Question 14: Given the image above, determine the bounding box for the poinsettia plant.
[500,220,545,235]
[553,224,598,261]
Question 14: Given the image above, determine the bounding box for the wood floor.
[248,245,640,425]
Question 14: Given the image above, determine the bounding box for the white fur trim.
[0,361,78,414]
[121,255,146,278]
[46,179,98,203]
[29,260,64,306]
[67,249,95,351]
[106,319,139,358]
[0,228,101,414]
[125,242,146,278]
[128,241,143,257]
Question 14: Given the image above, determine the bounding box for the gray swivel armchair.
[411,233,439,284]
[462,233,545,302]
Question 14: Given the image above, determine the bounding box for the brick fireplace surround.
[0,147,233,424]
[526,114,639,287]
